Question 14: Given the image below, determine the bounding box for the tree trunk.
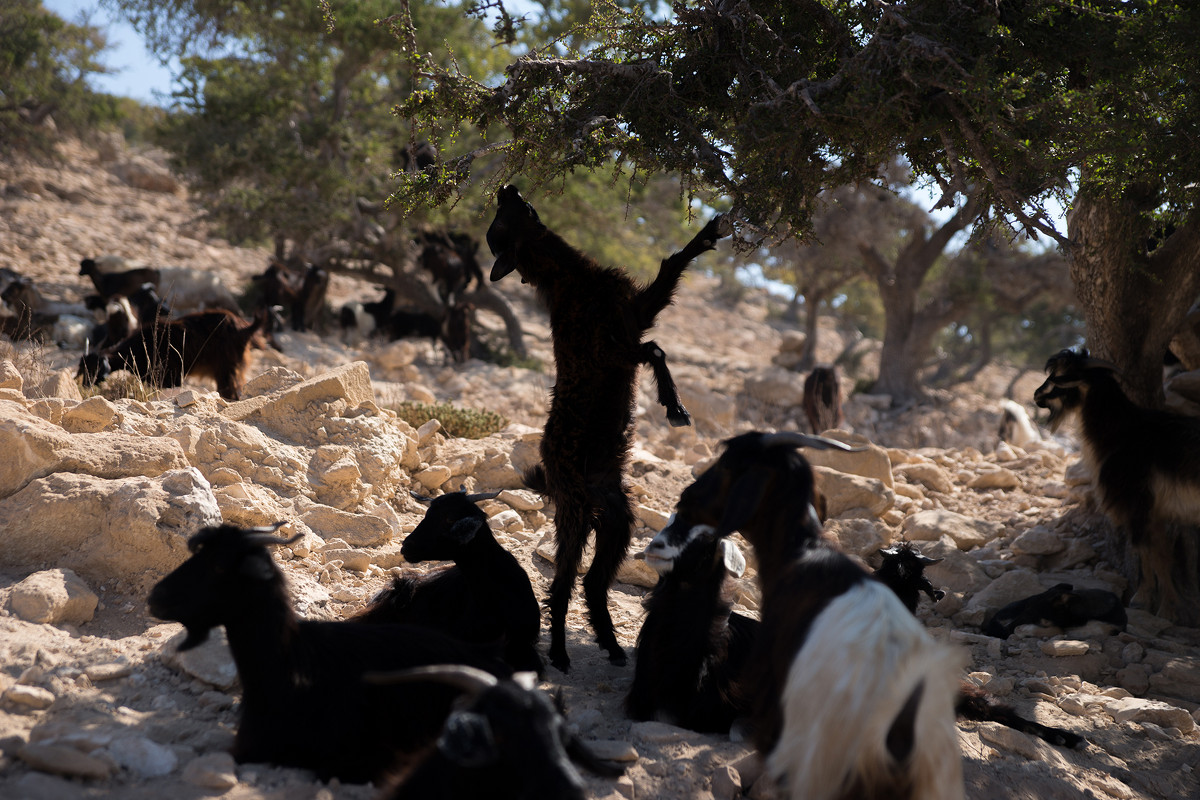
[1067,190,1200,407]
[796,290,825,372]
[459,284,528,359]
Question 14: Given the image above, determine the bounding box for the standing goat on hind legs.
[487,184,729,672]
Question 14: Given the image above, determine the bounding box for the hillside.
[0,138,1197,800]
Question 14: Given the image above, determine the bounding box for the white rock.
[105,735,178,777]
[182,752,238,789]
[1040,639,1090,657]
[162,629,238,690]
[5,684,56,709]
[18,743,113,779]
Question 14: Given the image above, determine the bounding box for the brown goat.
[78,309,265,400]
[802,365,844,434]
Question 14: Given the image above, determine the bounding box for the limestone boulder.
[0,403,191,500]
[224,361,374,441]
[9,568,99,625]
[824,518,891,558]
[805,433,893,488]
[0,468,221,587]
[814,467,894,519]
[902,509,1003,550]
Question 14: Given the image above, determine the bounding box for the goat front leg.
[584,484,635,666]
[641,340,691,427]
[636,214,730,327]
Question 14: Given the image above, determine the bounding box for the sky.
[43,0,178,105]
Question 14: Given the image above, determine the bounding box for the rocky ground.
[0,138,1197,800]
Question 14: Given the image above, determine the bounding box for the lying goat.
[629,527,755,733]
[147,524,510,784]
[356,491,543,674]
[374,665,622,800]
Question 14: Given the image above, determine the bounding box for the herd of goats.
[4,184,1194,799]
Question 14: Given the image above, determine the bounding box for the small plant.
[391,401,508,439]
[80,370,160,402]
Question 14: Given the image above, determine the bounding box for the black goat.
[79,257,160,300]
[629,527,756,733]
[487,184,727,671]
[340,287,396,338]
[802,365,844,434]
[291,263,329,332]
[356,491,543,674]
[982,583,1126,641]
[874,542,1086,749]
[416,230,486,303]
[77,308,265,400]
[147,524,511,784]
[1034,347,1200,621]
[648,431,964,800]
[375,666,622,800]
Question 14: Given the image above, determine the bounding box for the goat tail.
[522,464,547,494]
[769,581,964,800]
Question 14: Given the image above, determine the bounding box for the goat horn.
[1081,356,1120,372]
[760,432,864,452]
[242,522,302,547]
[410,490,434,503]
[464,490,501,503]
[363,664,498,700]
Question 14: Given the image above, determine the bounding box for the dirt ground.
[0,139,1197,800]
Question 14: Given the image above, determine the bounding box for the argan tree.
[397,0,1200,620]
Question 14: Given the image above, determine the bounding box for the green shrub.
[391,401,508,439]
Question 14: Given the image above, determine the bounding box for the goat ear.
[719,539,747,578]
[239,552,276,582]
[438,711,499,767]
[489,251,519,282]
[448,517,485,545]
[714,466,772,538]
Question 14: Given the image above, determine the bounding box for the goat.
[998,399,1042,448]
[645,431,964,800]
[290,263,329,332]
[79,257,160,300]
[88,296,136,350]
[1034,347,1200,621]
[1,277,91,345]
[77,308,265,400]
[373,665,622,800]
[355,491,543,674]
[802,365,844,434]
[128,283,172,325]
[628,527,756,733]
[981,583,1126,641]
[487,184,727,671]
[147,523,512,784]
[339,287,396,340]
[416,230,486,303]
[874,542,1085,749]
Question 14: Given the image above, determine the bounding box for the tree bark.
[1067,190,1200,407]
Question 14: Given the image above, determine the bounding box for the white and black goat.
[1034,347,1200,622]
[373,665,623,800]
[647,431,964,800]
[875,542,1085,749]
[487,184,727,671]
[355,491,543,674]
[629,528,755,734]
[147,523,511,784]
[997,399,1042,449]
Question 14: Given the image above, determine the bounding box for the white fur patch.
[768,580,965,800]
[1000,399,1041,448]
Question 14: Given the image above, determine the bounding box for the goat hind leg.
[583,485,635,665]
[547,503,590,673]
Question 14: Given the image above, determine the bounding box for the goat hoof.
[607,649,627,667]
[550,653,571,673]
[667,409,692,427]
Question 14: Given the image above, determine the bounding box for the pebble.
[1040,639,1089,657]
[585,740,639,762]
[84,662,132,682]
[105,736,178,777]
[182,752,239,789]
